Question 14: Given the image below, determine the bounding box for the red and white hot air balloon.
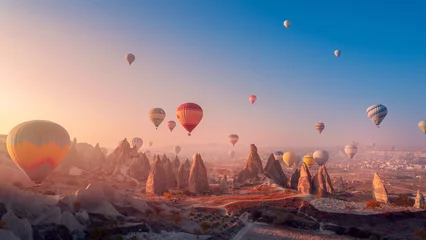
[228,134,239,146]
[176,102,203,136]
[315,123,325,134]
[249,95,257,104]
[167,120,176,132]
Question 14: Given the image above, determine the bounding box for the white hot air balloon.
[418,120,426,134]
[344,144,358,159]
[283,20,290,28]
[174,145,181,155]
[313,150,329,166]
[334,50,341,57]
[131,137,143,151]
[229,150,235,159]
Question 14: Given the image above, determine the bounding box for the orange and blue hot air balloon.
[6,120,71,184]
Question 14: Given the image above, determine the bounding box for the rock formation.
[188,153,210,194]
[172,156,180,181]
[127,153,151,182]
[334,177,345,193]
[89,143,104,169]
[161,154,169,165]
[57,138,88,172]
[297,163,312,194]
[372,172,389,203]
[237,144,264,183]
[413,190,425,209]
[264,153,287,187]
[290,168,300,190]
[163,158,177,189]
[104,138,138,175]
[177,163,190,191]
[312,165,334,196]
[219,175,229,194]
[183,159,191,170]
[146,156,168,196]
[322,165,334,194]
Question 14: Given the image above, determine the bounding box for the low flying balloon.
[303,154,315,168]
[315,123,325,134]
[6,120,71,184]
[282,151,297,167]
[229,150,235,159]
[174,146,181,155]
[283,20,290,28]
[366,104,387,128]
[131,137,143,151]
[228,134,239,146]
[313,150,329,166]
[273,151,284,161]
[334,50,341,57]
[149,141,153,147]
[125,53,135,65]
[176,102,203,136]
[418,120,426,134]
[249,95,257,104]
[167,120,176,132]
[344,144,358,159]
[149,108,166,130]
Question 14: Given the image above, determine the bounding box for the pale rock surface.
[218,175,229,194]
[163,158,177,189]
[232,179,240,189]
[372,172,389,203]
[263,153,287,187]
[0,229,20,240]
[1,210,33,240]
[237,144,264,183]
[146,156,168,195]
[104,138,138,175]
[177,163,190,191]
[414,189,425,209]
[59,211,85,235]
[127,153,151,182]
[89,143,105,169]
[58,138,88,172]
[290,168,300,190]
[75,209,90,226]
[188,153,210,194]
[297,163,312,194]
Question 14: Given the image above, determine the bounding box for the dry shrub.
[366,200,381,209]
[412,228,426,240]
[163,192,172,199]
[394,194,414,207]
[172,211,183,224]
[200,222,211,233]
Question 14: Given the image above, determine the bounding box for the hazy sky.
[1,0,426,150]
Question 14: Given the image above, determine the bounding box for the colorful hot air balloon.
[6,120,71,184]
[149,108,166,130]
[229,150,235,159]
[249,95,257,104]
[366,104,387,128]
[313,150,329,166]
[315,123,325,134]
[174,145,181,155]
[149,141,153,147]
[303,154,315,168]
[167,120,176,132]
[125,53,135,65]
[334,50,341,57]
[418,120,426,134]
[131,137,143,151]
[282,151,297,167]
[228,134,239,146]
[283,20,290,28]
[273,151,284,161]
[344,144,358,159]
[176,102,203,136]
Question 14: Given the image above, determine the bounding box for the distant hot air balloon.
[249,95,257,104]
[315,123,325,134]
[283,20,290,28]
[282,151,297,167]
[334,50,341,57]
[372,142,375,148]
[176,102,203,136]
[229,150,235,159]
[174,146,181,155]
[303,154,315,168]
[149,108,166,130]
[228,134,239,146]
[366,104,387,128]
[131,137,143,151]
[273,151,284,161]
[167,120,176,132]
[344,144,358,159]
[149,141,153,147]
[6,120,71,184]
[418,120,426,134]
[313,150,329,166]
[125,53,135,65]
[391,146,395,151]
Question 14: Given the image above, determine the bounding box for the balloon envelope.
[131,137,143,151]
[418,120,426,134]
[174,146,181,155]
[167,120,176,132]
[149,108,166,129]
[303,154,315,168]
[176,102,203,136]
[125,53,135,65]
[282,151,297,167]
[6,120,71,184]
[228,134,239,146]
[315,123,325,134]
[334,50,341,57]
[283,20,290,28]
[366,104,387,127]
[273,151,284,161]
[249,95,257,104]
[313,150,329,166]
[344,144,357,159]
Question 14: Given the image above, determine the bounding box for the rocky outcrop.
[312,166,334,196]
[219,175,228,194]
[163,158,177,190]
[297,163,312,194]
[183,159,191,170]
[290,169,300,190]
[89,143,104,170]
[161,154,169,165]
[172,156,180,179]
[58,138,88,172]
[237,144,264,183]
[264,153,287,187]
[177,164,190,191]
[414,190,425,209]
[188,153,210,194]
[146,156,168,196]
[127,153,151,182]
[322,165,334,194]
[334,177,345,193]
[372,172,389,203]
[104,138,138,175]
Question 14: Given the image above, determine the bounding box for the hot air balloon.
[174,145,181,155]
[249,95,257,104]
[334,50,341,57]
[228,134,239,146]
[344,144,358,159]
[176,102,203,136]
[167,120,176,132]
[282,151,297,167]
[366,104,387,128]
[418,120,426,134]
[273,151,284,161]
[283,20,290,28]
[125,53,135,65]
[303,154,315,168]
[131,137,143,151]
[315,123,325,134]
[149,108,166,130]
[313,150,329,166]
[372,142,375,148]
[149,141,153,147]
[6,120,71,184]
[229,150,235,159]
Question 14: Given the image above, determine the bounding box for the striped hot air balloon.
[149,108,166,130]
[344,144,358,159]
[228,134,239,146]
[6,120,71,184]
[313,150,329,166]
[366,104,387,128]
[167,120,176,132]
[303,154,315,168]
[418,120,426,134]
[176,102,203,136]
[249,95,257,104]
[315,123,325,134]
[131,137,143,151]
